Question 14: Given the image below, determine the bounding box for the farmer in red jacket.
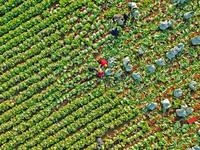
[100,59,108,68]
[97,69,104,79]
[88,59,108,79]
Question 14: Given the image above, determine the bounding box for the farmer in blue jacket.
[109,27,119,38]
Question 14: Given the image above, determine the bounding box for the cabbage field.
[0,0,200,149]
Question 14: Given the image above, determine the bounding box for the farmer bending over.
[88,66,97,72]
[112,13,129,25]
[98,69,104,79]
[109,27,119,38]
[100,59,108,68]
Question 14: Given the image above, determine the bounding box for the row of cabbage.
[0,0,199,149]
[0,0,116,149]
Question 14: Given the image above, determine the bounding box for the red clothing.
[188,117,198,124]
[100,59,107,66]
[98,71,104,77]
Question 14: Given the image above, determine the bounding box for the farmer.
[97,136,104,147]
[112,13,129,25]
[88,66,104,79]
[100,59,108,68]
[97,69,104,79]
[109,27,119,38]
[123,13,129,23]
[88,66,97,72]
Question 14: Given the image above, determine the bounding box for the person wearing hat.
[100,59,108,68]
[97,69,104,79]
[88,66,104,79]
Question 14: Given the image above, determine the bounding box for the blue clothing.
[109,27,119,38]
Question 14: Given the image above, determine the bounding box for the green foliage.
[0,0,199,149]
[104,7,118,18]
[143,0,154,6]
